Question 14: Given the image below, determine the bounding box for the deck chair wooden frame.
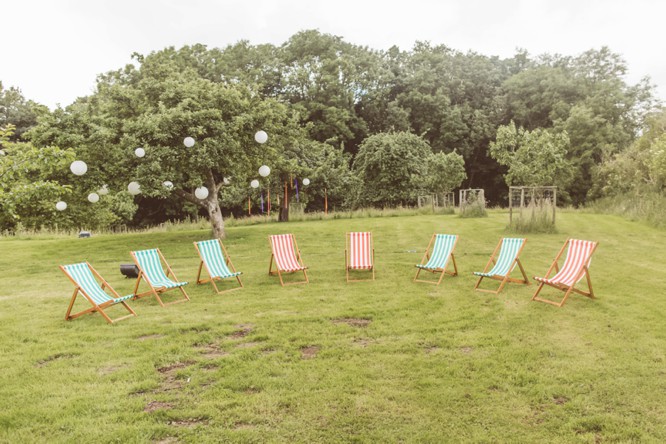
[345,231,375,282]
[268,234,309,286]
[60,262,137,324]
[414,234,459,285]
[531,239,599,307]
[474,238,529,294]
[194,239,243,294]
[131,248,190,306]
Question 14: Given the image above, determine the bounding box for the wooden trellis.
[459,189,485,212]
[509,186,557,225]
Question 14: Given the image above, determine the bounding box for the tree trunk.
[206,197,225,239]
[278,180,289,222]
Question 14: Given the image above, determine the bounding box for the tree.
[425,151,467,195]
[0,82,49,141]
[353,132,432,207]
[489,121,573,189]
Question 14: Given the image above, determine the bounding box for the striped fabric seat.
[348,232,373,270]
[346,232,375,282]
[417,234,457,270]
[269,234,309,286]
[131,248,190,306]
[534,240,596,287]
[474,237,529,294]
[133,249,187,289]
[474,238,525,277]
[414,234,459,285]
[532,239,599,307]
[60,262,136,324]
[194,239,243,294]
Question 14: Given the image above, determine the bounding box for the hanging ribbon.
[260,191,265,213]
[294,178,300,203]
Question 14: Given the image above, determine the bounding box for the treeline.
[0,30,663,234]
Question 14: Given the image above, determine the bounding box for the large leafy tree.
[0,82,49,141]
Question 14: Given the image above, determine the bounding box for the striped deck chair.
[414,234,459,285]
[531,239,599,307]
[60,262,136,324]
[268,234,309,286]
[194,239,243,294]
[473,237,529,294]
[131,248,190,306]
[346,232,375,282]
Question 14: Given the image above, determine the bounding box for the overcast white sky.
[2,0,664,109]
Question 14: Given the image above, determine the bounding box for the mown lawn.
[0,211,664,443]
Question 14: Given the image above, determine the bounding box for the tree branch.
[174,189,204,207]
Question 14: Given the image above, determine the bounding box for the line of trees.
[0,30,662,237]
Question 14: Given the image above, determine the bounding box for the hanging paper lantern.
[127,181,141,195]
[195,186,209,200]
[70,160,87,176]
[254,130,268,144]
[135,147,146,158]
[258,165,271,177]
[303,178,311,186]
[87,193,100,203]
[163,180,174,190]
[56,201,67,211]
[223,177,231,185]
[250,179,260,189]
[183,137,195,148]
[98,184,109,195]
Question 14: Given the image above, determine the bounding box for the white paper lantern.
[0,150,5,156]
[183,137,195,148]
[56,201,67,211]
[223,177,231,185]
[98,184,109,195]
[195,186,209,200]
[135,147,146,158]
[250,179,260,189]
[258,165,271,177]
[163,180,174,190]
[70,160,88,176]
[127,181,141,195]
[87,193,100,203]
[303,178,311,186]
[254,130,268,144]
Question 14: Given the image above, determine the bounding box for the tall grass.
[588,191,666,229]
[509,198,557,233]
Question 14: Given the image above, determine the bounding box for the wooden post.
[324,188,328,215]
[553,187,557,225]
[267,188,271,216]
[248,196,251,216]
[279,181,289,222]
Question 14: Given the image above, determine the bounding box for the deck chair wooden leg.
[268,255,275,276]
[303,268,309,284]
[235,275,244,288]
[531,282,545,301]
[121,301,137,317]
[178,286,190,302]
[585,269,595,298]
[414,268,422,282]
[474,275,484,290]
[450,254,458,276]
[195,261,205,284]
[65,288,79,320]
[495,275,510,294]
[558,287,575,307]
[97,307,114,324]
[436,268,446,285]
[516,259,530,284]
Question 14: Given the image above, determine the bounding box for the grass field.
[1,210,665,443]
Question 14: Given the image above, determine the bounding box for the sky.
[2,0,665,109]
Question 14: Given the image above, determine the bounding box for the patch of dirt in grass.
[301,346,320,359]
[169,418,209,428]
[200,362,219,371]
[98,365,126,376]
[157,362,193,374]
[229,324,254,339]
[144,401,174,412]
[460,346,474,354]
[332,318,372,328]
[243,386,261,394]
[553,396,569,405]
[425,345,440,354]
[152,437,180,444]
[261,348,275,355]
[198,344,229,358]
[35,352,76,367]
[353,338,374,348]
[236,341,260,349]
[138,334,166,341]
[155,361,194,393]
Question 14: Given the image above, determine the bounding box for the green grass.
[1,210,665,443]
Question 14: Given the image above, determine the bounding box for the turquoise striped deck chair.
[60,262,136,324]
[194,239,243,294]
[473,238,529,294]
[131,248,190,306]
[414,234,459,285]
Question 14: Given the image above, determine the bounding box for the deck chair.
[131,248,190,306]
[414,234,459,285]
[60,262,136,324]
[346,231,375,282]
[194,239,243,294]
[473,237,529,294]
[268,234,309,286]
[531,239,599,307]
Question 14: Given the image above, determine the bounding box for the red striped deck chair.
[60,262,137,324]
[268,234,309,286]
[346,232,375,282]
[531,239,599,307]
[414,234,459,285]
